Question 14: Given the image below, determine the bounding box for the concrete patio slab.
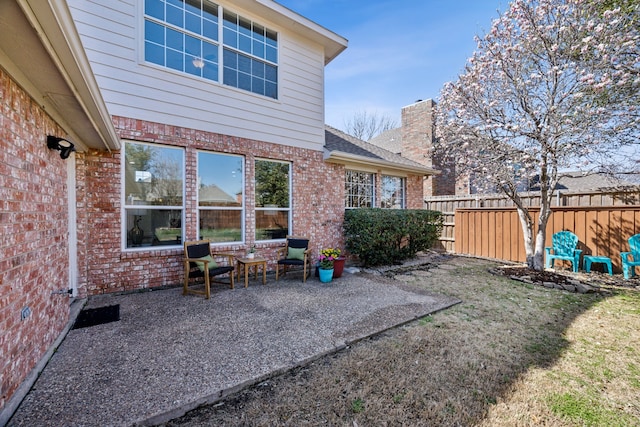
[8,269,459,427]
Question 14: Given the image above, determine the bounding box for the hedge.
[343,208,444,267]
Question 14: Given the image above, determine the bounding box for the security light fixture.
[47,135,76,159]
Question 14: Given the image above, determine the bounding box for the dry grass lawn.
[161,256,640,426]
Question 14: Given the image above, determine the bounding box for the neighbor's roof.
[526,171,639,192]
[555,172,638,192]
[324,126,438,176]
[199,184,237,204]
[368,128,402,154]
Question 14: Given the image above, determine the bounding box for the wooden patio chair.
[183,240,235,299]
[275,236,312,282]
[621,233,640,280]
[544,231,582,273]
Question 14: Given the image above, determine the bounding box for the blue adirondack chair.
[620,234,640,280]
[544,231,582,273]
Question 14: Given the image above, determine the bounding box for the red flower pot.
[332,257,346,278]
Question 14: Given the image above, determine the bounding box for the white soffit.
[0,0,119,151]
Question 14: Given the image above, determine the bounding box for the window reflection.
[198,152,243,243]
[381,175,406,209]
[124,142,184,248]
[345,170,375,208]
[255,160,290,240]
[125,143,184,206]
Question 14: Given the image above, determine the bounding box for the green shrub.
[343,208,443,267]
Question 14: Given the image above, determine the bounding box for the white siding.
[67,0,327,151]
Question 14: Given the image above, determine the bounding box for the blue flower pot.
[318,268,333,283]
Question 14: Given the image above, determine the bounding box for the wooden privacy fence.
[426,188,640,253]
[454,206,640,272]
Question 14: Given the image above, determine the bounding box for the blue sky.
[276,0,509,130]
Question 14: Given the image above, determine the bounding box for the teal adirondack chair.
[620,234,640,280]
[544,231,582,273]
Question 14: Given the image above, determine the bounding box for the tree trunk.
[533,225,546,271]
[516,206,548,271]
[516,207,536,269]
[516,201,551,271]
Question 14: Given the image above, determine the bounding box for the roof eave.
[324,150,440,176]
[237,0,348,64]
[15,0,120,151]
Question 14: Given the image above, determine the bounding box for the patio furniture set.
[182,236,312,299]
[545,231,640,279]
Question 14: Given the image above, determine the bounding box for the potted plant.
[318,248,340,283]
[247,245,256,259]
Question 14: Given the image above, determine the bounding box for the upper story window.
[197,151,244,243]
[144,0,220,80]
[345,170,375,208]
[144,0,278,98]
[222,11,278,98]
[381,175,406,209]
[124,141,185,248]
[255,159,290,240]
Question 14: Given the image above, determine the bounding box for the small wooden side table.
[236,257,267,287]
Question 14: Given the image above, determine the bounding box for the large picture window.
[381,175,406,209]
[198,152,244,242]
[124,141,184,248]
[345,170,375,208]
[144,0,278,98]
[255,159,290,240]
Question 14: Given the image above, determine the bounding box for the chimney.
[399,99,457,196]
[400,99,435,168]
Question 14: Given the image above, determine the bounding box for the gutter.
[324,150,440,176]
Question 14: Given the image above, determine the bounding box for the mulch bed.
[490,264,640,295]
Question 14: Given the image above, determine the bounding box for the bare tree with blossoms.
[435,0,639,270]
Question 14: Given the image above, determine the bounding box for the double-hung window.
[143,0,278,98]
[381,175,406,209]
[124,141,185,248]
[345,170,375,208]
[255,159,290,240]
[197,152,244,242]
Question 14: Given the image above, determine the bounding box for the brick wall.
[0,68,70,411]
[406,175,424,209]
[76,117,346,295]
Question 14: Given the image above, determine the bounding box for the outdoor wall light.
[47,135,76,159]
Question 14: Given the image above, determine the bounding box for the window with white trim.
[197,151,244,242]
[143,0,278,98]
[345,170,375,208]
[222,10,278,98]
[255,159,290,240]
[124,141,184,248]
[381,175,406,209]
